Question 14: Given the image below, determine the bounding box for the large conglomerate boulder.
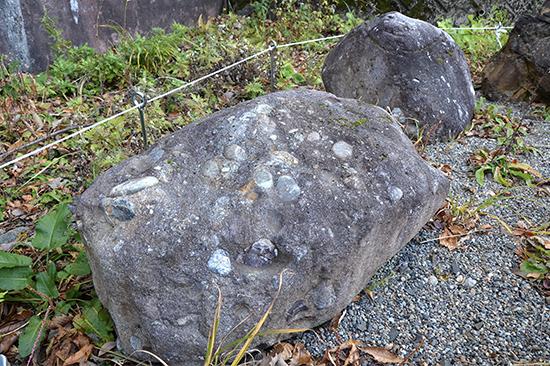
[322,12,475,142]
[481,0,550,105]
[75,89,450,365]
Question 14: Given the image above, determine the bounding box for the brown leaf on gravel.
[439,225,467,250]
[290,342,313,366]
[269,342,294,360]
[360,346,404,363]
[328,310,346,332]
[440,226,457,250]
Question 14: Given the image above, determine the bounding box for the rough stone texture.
[481,0,550,105]
[0,0,223,72]
[75,89,450,366]
[322,12,475,142]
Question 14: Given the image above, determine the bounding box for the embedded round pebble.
[223,144,246,161]
[201,159,220,179]
[388,186,403,203]
[307,131,321,141]
[276,176,301,201]
[332,141,353,159]
[254,168,274,189]
[206,249,232,276]
[111,198,135,222]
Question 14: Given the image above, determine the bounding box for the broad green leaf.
[56,300,73,314]
[31,203,71,251]
[36,272,59,299]
[520,258,548,275]
[510,163,542,178]
[19,315,47,358]
[0,267,34,291]
[292,72,305,83]
[47,261,57,281]
[0,251,32,269]
[475,166,491,186]
[493,167,510,187]
[509,169,533,185]
[73,298,114,342]
[64,250,91,276]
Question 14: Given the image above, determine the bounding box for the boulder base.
[322,12,475,142]
[75,89,449,365]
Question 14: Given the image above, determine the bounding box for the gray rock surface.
[322,12,476,142]
[75,89,449,365]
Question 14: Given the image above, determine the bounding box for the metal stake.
[132,91,148,149]
[268,40,277,93]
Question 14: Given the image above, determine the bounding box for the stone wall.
[0,0,224,72]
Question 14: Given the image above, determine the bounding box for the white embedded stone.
[109,176,159,197]
[201,160,220,179]
[277,176,301,201]
[333,141,353,159]
[307,132,320,141]
[207,249,232,276]
[223,144,246,161]
[389,187,403,203]
[254,168,273,189]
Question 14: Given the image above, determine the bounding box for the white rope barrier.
[0,23,515,171]
[0,48,271,170]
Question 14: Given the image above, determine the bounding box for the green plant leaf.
[73,298,114,342]
[520,258,548,275]
[509,169,533,185]
[475,166,491,186]
[64,250,91,276]
[493,166,511,187]
[19,315,47,358]
[36,272,59,299]
[0,266,34,291]
[0,250,32,269]
[31,203,71,251]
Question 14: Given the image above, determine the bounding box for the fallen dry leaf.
[534,235,550,249]
[62,343,93,366]
[328,310,346,332]
[440,225,468,250]
[270,342,294,361]
[97,341,116,357]
[364,289,375,302]
[361,346,404,363]
[290,342,313,366]
[440,227,457,250]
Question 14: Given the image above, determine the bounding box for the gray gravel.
[296,101,550,365]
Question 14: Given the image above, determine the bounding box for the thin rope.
[440,26,514,30]
[0,49,271,170]
[275,34,345,49]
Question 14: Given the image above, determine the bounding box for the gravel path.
[296,100,550,365]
